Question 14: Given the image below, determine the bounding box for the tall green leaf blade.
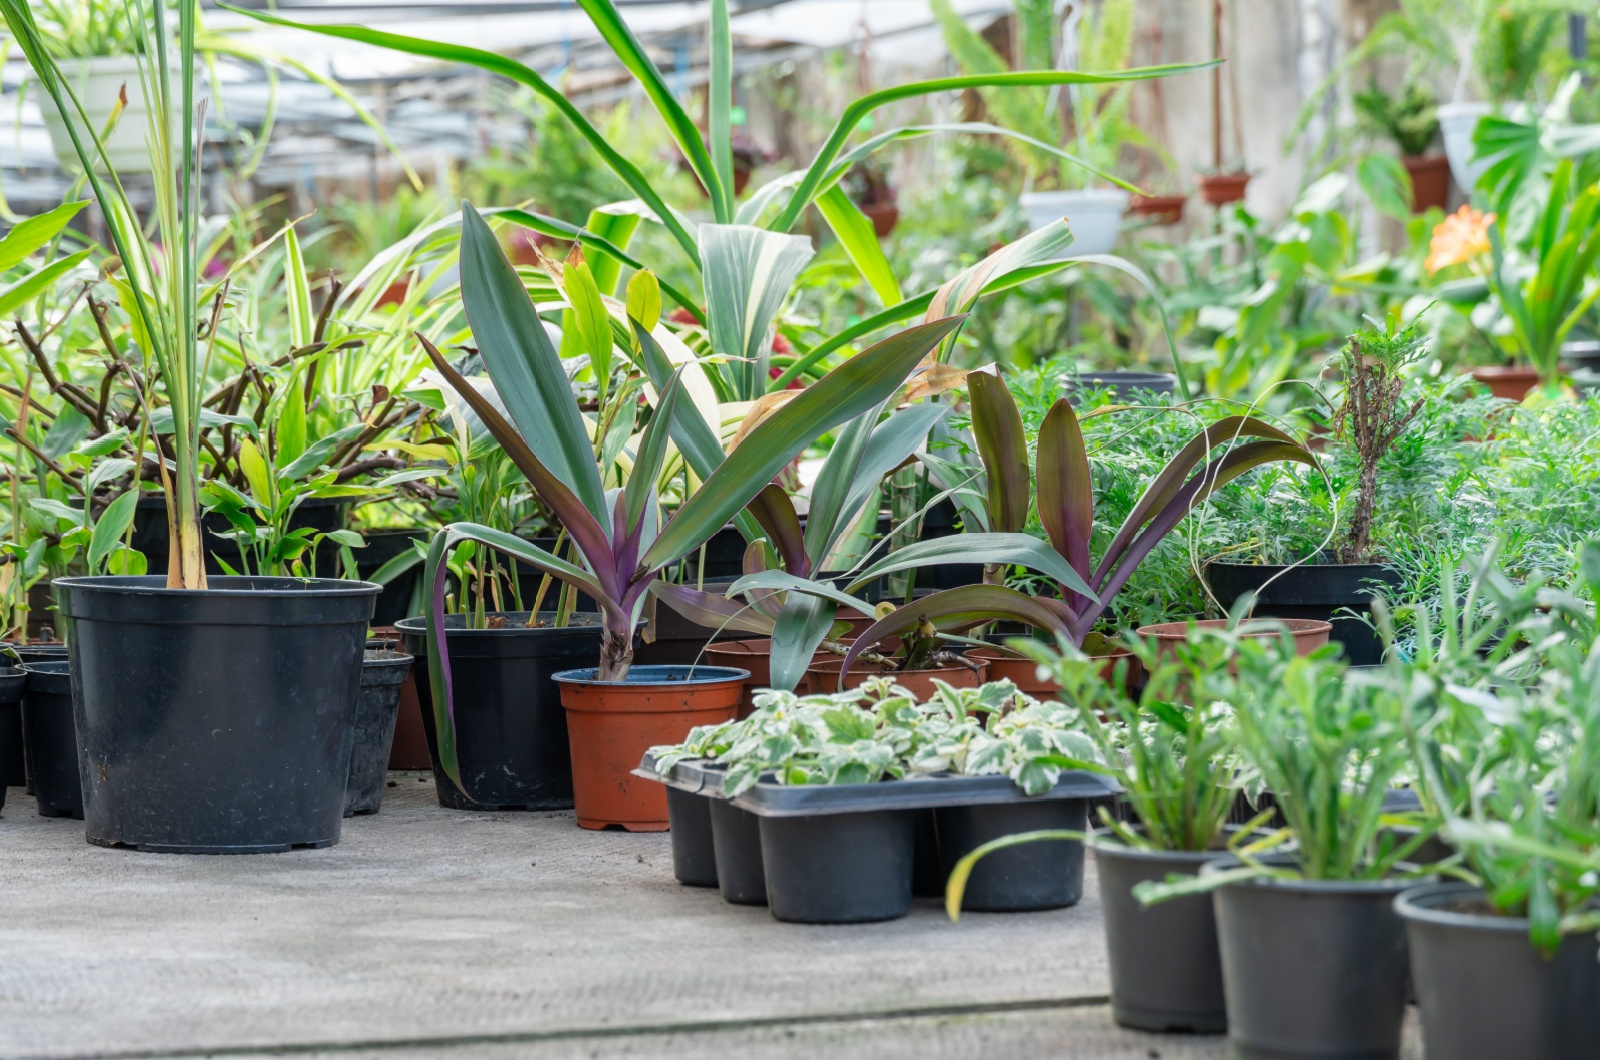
[458,203,609,523]
[769,591,835,692]
[583,205,643,296]
[708,0,735,222]
[0,200,88,273]
[831,403,952,556]
[642,316,966,568]
[0,250,90,318]
[803,404,882,569]
[747,483,807,575]
[284,225,314,349]
[815,185,902,306]
[840,583,1072,674]
[968,371,1029,534]
[1035,398,1094,600]
[88,490,139,575]
[846,532,1099,604]
[700,223,815,399]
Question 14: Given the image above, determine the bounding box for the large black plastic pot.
[357,529,429,628]
[664,788,717,887]
[758,809,915,923]
[1091,832,1230,1033]
[709,797,767,905]
[54,575,378,853]
[935,798,1089,911]
[1206,859,1417,1060]
[1205,560,1403,667]
[20,661,83,819]
[0,666,23,812]
[344,649,413,816]
[1398,882,1600,1060]
[396,612,602,811]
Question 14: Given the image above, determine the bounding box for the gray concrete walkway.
[1,774,1420,1060]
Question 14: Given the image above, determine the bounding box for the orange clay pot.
[803,656,986,700]
[1470,365,1542,402]
[963,646,1143,696]
[1134,618,1331,671]
[554,665,746,831]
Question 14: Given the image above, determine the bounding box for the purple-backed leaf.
[747,483,808,577]
[622,367,683,532]
[1036,398,1094,611]
[839,584,1074,679]
[845,532,1099,605]
[1074,440,1315,639]
[648,580,776,636]
[418,334,620,601]
[1093,415,1305,588]
[741,540,783,620]
[968,371,1030,534]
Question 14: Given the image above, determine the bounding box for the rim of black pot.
[363,649,414,665]
[53,575,381,597]
[1200,855,1424,893]
[19,660,71,675]
[551,664,750,686]
[1394,881,1536,932]
[1204,555,1400,572]
[1087,824,1292,860]
[393,612,607,635]
[1065,370,1177,386]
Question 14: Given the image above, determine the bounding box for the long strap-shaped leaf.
[771,63,1217,233]
[499,209,703,323]
[219,4,700,262]
[459,203,610,523]
[1035,397,1094,614]
[1092,416,1306,589]
[417,334,618,602]
[846,532,1099,605]
[839,584,1072,680]
[641,316,967,569]
[769,591,836,693]
[648,580,776,637]
[830,402,953,561]
[699,223,815,399]
[804,402,884,570]
[574,0,727,218]
[422,523,610,789]
[747,483,808,577]
[969,371,1030,535]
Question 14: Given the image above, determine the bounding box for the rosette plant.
[415,204,965,783]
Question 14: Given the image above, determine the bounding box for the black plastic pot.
[396,612,602,811]
[758,809,915,923]
[20,661,83,819]
[935,798,1088,911]
[357,529,429,628]
[0,666,23,813]
[345,649,413,816]
[9,643,68,666]
[1561,338,1600,372]
[1206,858,1416,1059]
[54,575,378,854]
[1206,560,1402,667]
[908,499,983,593]
[1091,832,1230,1033]
[911,809,943,896]
[1398,882,1600,1060]
[1063,370,1179,401]
[131,496,348,576]
[664,788,718,887]
[709,797,767,905]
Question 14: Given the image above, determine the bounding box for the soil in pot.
[1092,831,1232,1033]
[758,808,916,923]
[665,788,718,887]
[553,664,746,831]
[1136,618,1331,668]
[20,661,83,820]
[0,666,23,812]
[1205,560,1402,666]
[344,649,413,817]
[55,575,378,854]
[1471,365,1542,402]
[1207,858,1416,1060]
[709,798,767,905]
[936,798,1089,912]
[1398,881,1600,1060]
[397,612,602,812]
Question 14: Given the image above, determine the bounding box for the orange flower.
[1425,205,1495,275]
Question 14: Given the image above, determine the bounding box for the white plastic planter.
[37,56,181,175]
[1437,102,1492,197]
[1019,188,1130,256]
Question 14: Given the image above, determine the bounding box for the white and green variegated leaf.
[699,223,814,399]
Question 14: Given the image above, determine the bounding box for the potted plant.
[1197,168,1250,206]
[931,0,1144,255]
[7,0,381,854]
[414,205,964,830]
[1136,631,1435,1060]
[946,624,1257,1033]
[1206,315,1425,665]
[1395,548,1600,1058]
[1352,80,1448,212]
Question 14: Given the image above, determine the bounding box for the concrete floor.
[0,773,1422,1060]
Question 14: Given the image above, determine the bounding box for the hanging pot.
[1018,188,1129,255]
[1437,102,1492,193]
[1199,172,1250,206]
[1402,154,1452,213]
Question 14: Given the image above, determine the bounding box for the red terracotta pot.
[1403,154,1451,213]
[1129,194,1187,225]
[555,667,744,831]
[373,625,432,770]
[860,200,900,237]
[1199,172,1250,206]
[963,646,1142,695]
[803,656,986,700]
[1134,618,1331,669]
[1470,365,1542,402]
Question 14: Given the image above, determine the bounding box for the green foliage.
[1353,80,1440,158]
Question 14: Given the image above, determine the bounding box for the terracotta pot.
[1198,173,1250,206]
[860,200,900,238]
[1134,618,1331,667]
[964,646,1142,695]
[1129,193,1187,225]
[804,657,985,700]
[553,665,745,831]
[374,278,411,308]
[1471,365,1542,402]
[1403,154,1451,213]
[374,624,432,770]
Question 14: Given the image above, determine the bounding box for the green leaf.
[847,532,1099,605]
[276,366,308,470]
[1356,154,1413,222]
[238,438,275,507]
[815,185,902,306]
[562,250,613,395]
[0,250,90,318]
[968,372,1029,535]
[946,829,1087,920]
[626,270,662,333]
[277,424,364,484]
[582,205,642,296]
[283,225,314,348]
[0,200,88,273]
[87,490,139,575]
[708,0,735,222]
[770,591,835,692]
[699,223,815,399]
